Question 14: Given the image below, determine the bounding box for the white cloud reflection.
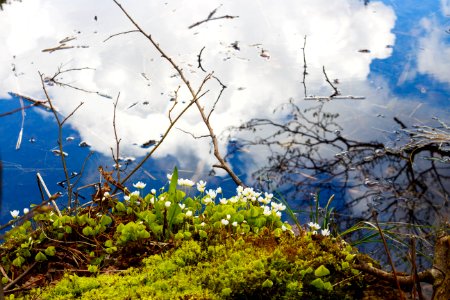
[0,0,397,171]
[417,13,450,83]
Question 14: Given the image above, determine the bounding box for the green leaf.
[44,246,56,256]
[115,202,126,212]
[199,230,208,239]
[341,261,350,269]
[82,226,93,236]
[100,215,112,226]
[323,281,333,291]
[262,279,273,288]
[64,225,72,234]
[35,251,47,262]
[314,265,330,277]
[168,166,178,195]
[311,278,324,289]
[273,228,282,237]
[183,231,192,240]
[12,256,26,267]
[88,264,98,273]
[254,216,266,228]
[104,240,114,248]
[345,253,356,261]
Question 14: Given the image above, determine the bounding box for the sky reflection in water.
[0,0,449,236]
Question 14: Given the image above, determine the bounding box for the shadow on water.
[230,99,450,269]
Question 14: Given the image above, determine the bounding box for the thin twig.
[197,46,207,72]
[301,35,308,98]
[112,93,122,180]
[322,66,340,98]
[372,210,406,300]
[36,173,62,217]
[0,103,40,118]
[207,75,227,122]
[188,5,238,29]
[61,102,84,126]
[40,72,81,208]
[103,29,140,42]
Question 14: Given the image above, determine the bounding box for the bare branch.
[103,29,140,42]
[112,93,122,180]
[176,127,210,139]
[61,101,84,126]
[322,65,340,98]
[39,72,76,207]
[207,75,227,122]
[301,35,308,98]
[197,46,207,72]
[188,5,238,29]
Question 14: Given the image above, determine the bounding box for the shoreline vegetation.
[0,1,449,299]
[0,168,448,299]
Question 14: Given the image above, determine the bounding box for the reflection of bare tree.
[231,99,449,265]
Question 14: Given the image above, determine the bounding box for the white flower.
[150,198,155,204]
[178,178,195,187]
[263,206,271,216]
[185,210,193,217]
[23,208,30,214]
[167,173,173,181]
[131,191,140,197]
[236,186,244,194]
[276,211,282,218]
[308,222,321,231]
[232,221,238,227]
[278,204,286,211]
[103,192,110,197]
[311,231,318,235]
[197,180,207,193]
[226,214,231,220]
[124,195,130,201]
[206,189,217,199]
[151,189,156,195]
[216,187,222,194]
[179,203,186,210]
[265,192,273,200]
[221,219,229,226]
[229,196,239,204]
[200,222,206,227]
[219,198,228,205]
[10,210,20,218]
[281,225,287,231]
[321,228,331,236]
[133,181,146,189]
[203,197,213,204]
[165,201,171,208]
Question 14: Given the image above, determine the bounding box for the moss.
[23,235,368,300]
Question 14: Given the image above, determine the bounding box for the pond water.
[0,0,449,267]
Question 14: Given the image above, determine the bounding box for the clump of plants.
[0,167,371,299]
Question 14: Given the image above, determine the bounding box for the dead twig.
[103,29,140,42]
[111,93,122,180]
[36,173,62,217]
[39,72,84,208]
[301,35,308,98]
[322,66,340,98]
[188,5,238,29]
[197,46,207,72]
